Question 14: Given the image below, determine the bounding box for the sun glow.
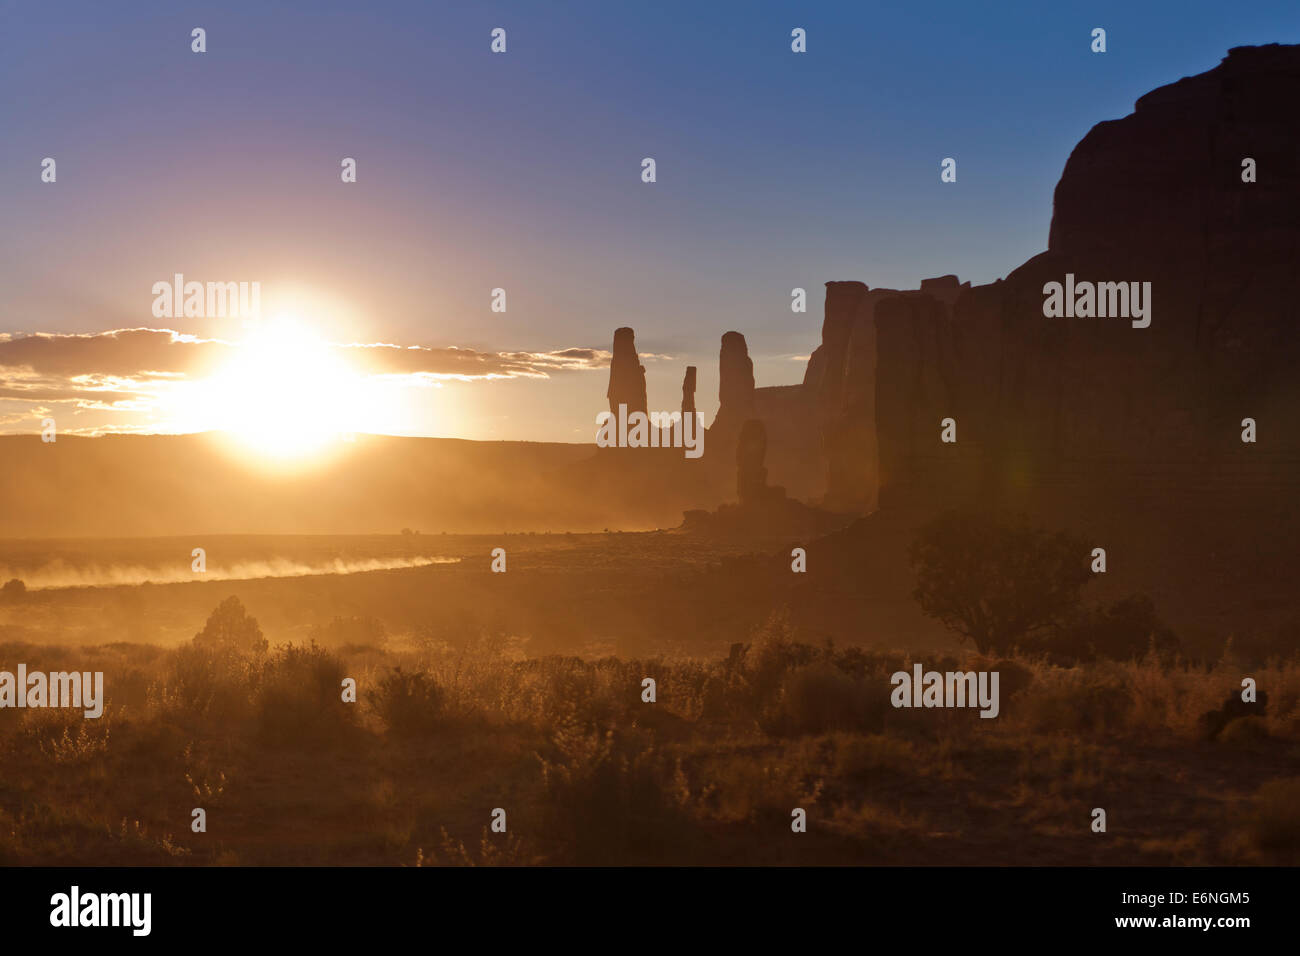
[202,317,366,462]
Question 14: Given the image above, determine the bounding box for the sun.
[205,316,362,462]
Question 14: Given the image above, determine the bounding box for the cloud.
[340,342,609,380]
[0,328,610,409]
[0,328,231,378]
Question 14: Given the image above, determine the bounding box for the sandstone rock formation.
[709,330,756,444]
[736,419,770,505]
[606,326,647,417]
[635,45,1299,656]
[1049,43,1299,266]
[792,45,1300,648]
[726,44,1300,519]
[681,414,848,538]
[868,44,1300,513]
[627,44,1300,569]
[682,365,697,415]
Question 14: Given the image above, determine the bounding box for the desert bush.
[536,660,629,729]
[537,721,693,864]
[1050,594,1179,662]
[1118,650,1300,740]
[194,596,267,655]
[420,629,532,717]
[371,667,444,737]
[182,740,229,804]
[254,642,354,747]
[746,613,820,700]
[163,643,257,726]
[1016,664,1132,733]
[649,658,713,722]
[41,720,112,764]
[696,746,822,828]
[768,664,884,736]
[697,667,751,723]
[492,656,648,731]
[16,707,112,764]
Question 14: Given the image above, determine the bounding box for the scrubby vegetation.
[910,510,1188,665]
[1,601,1297,866]
[910,511,1092,655]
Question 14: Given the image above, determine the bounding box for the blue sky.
[1,0,1296,441]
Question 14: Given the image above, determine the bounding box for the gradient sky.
[2,0,1298,443]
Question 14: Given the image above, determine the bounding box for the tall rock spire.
[606,327,648,417]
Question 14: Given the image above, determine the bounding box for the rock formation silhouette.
[790,44,1300,650]
[736,419,771,505]
[606,326,648,418]
[863,44,1300,513]
[674,45,1300,522]
[682,414,844,537]
[603,44,1300,587]
[707,330,756,450]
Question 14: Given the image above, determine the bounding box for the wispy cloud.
[0,328,610,423]
[340,341,609,380]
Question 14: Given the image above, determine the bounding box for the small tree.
[1,579,26,602]
[194,595,267,654]
[909,511,1092,654]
